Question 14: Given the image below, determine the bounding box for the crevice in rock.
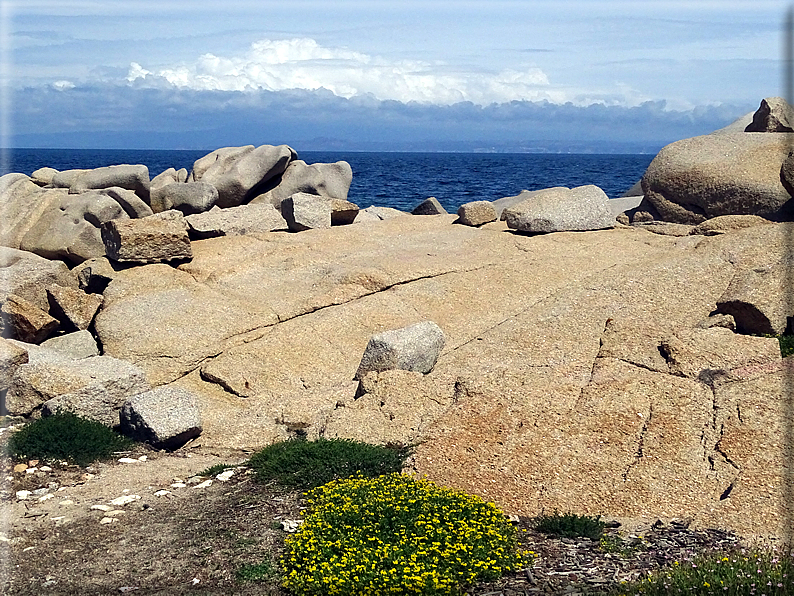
[719,482,734,500]
[198,368,247,397]
[714,424,741,471]
[622,405,652,481]
[736,404,743,423]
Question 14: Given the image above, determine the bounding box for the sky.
[3,0,792,152]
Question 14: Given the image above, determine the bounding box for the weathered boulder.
[101,211,192,263]
[46,286,103,331]
[412,197,447,216]
[0,175,63,249]
[103,187,153,219]
[608,196,643,217]
[30,167,58,187]
[331,199,360,225]
[641,133,794,224]
[716,260,791,335]
[690,215,771,236]
[40,330,99,360]
[6,355,149,425]
[281,193,332,232]
[0,247,75,311]
[120,386,202,449]
[71,257,118,294]
[150,167,188,191]
[457,201,497,226]
[492,188,566,220]
[69,164,151,201]
[50,169,88,188]
[0,337,28,389]
[744,97,794,132]
[353,206,407,222]
[354,321,445,380]
[251,159,352,208]
[150,181,218,215]
[185,203,288,238]
[19,189,129,264]
[503,185,615,233]
[0,294,59,343]
[190,144,296,208]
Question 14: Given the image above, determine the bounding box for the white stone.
[38,493,54,502]
[170,482,186,488]
[91,504,111,511]
[16,490,31,500]
[109,494,141,506]
[118,457,138,464]
[192,479,213,489]
[59,500,74,506]
[153,490,170,497]
[216,470,234,482]
[99,517,116,524]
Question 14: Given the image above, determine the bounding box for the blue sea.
[5,148,652,213]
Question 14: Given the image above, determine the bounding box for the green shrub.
[247,436,411,490]
[199,463,235,478]
[532,510,605,540]
[778,334,794,358]
[607,548,794,595]
[281,473,527,595]
[7,411,133,467]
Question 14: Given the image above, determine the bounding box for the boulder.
[716,260,792,335]
[149,181,219,215]
[250,159,352,208]
[0,247,75,311]
[190,144,296,208]
[101,211,192,263]
[50,169,88,188]
[0,175,63,249]
[353,206,407,223]
[0,294,59,343]
[46,285,103,331]
[690,215,771,236]
[0,337,28,390]
[744,97,794,132]
[30,167,58,187]
[19,189,129,264]
[331,199,360,225]
[457,201,497,226]
[150,167,188,191]
[103,187,153,219]
[40,330,99,360]
[71,257,118,294]
[779,150,794,197]
[354,321,445,380]
[412,197,447,215]
[120,386,202,449]
[69,164,151,201]
[185,203,288,238]
[503,185,615,233]
[641,133,794,224]
[607,196,643,217]
[281,193,332,232]
[6,355,150,425]
[492,188,567,220]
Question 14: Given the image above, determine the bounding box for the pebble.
[138,455,147,462]
[153,490,170,497]
[99,517,116,525]
[192,479,212,489]
[32,488,49,496]
[28,460,39,467]
[13,464,27,473]
[91,505,111,512]
[186,476,203,485]
[59,500,74,507]
[216,470,234,482]
[25,468,37,474]
[107,510,125,517]
[39,466,52,472]
[118,458,139,464]
[110,495,141,506]
[38,494,54,502]
[16,490,32,500]
[170,482,186,489]
[281,519,303,532]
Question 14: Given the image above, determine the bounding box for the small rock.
[25,467,37,474]
[99,517,116,524]
[13,464,27,473]
[59,500,74,506]
[137,455,147,462]
[193,479,213,489]
[38,493,54,502]
[186,476,202,485]
[118,458,138,464]
[109,494,141,506]
[216,470,234,482]
[107,510,125,516]
[170,482,186,489]
[32,487,49,496]
[281,519,303,532]
[91,504,111,512]
[40,466,52,472]
[153,490,170,497]
[16,490,32,500]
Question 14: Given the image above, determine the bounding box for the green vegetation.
[199,463,236,478]
[607,548,794,595]
[7,410,133,467]
[247,436,411,490]
[236,560,279,582]
[778,334,794,358]
[532,510,605,540]
[281,473,527,595]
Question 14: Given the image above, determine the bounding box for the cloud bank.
[125,38,560,105]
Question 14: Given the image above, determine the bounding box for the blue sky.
[4,0,791,151]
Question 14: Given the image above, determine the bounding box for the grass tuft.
[7,410,133,467]
[236,560,279,583]
[247,436,411,490]
[532,509,605,540]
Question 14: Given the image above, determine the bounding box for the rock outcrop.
[503,185,615,232]
[744,97,794,132]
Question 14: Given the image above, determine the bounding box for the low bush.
[7,411,133,467]
[778,334,794,358]
[281,473,527,595]
[247,436,411,490]
[607,548,794,595]
[532,509,605,540]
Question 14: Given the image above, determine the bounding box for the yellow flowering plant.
[281,473,527,595]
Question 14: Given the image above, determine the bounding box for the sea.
[4,148,653,213]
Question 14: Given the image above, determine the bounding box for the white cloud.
[126,38,556,105]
